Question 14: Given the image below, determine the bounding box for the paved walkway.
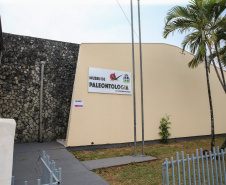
[82,155,157,170]
[13,142,109,185]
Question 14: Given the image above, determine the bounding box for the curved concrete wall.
[0,118,16,185]
[66,43,226,147]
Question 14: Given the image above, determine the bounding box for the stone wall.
[0,33,79,142]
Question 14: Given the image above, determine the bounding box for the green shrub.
[158,115,171,143]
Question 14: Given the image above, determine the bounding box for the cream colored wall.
[66,43,226,147]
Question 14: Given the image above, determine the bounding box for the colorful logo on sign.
[123,74,130,83]
[110,73,122,81]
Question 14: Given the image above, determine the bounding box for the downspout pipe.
[39,61,45,143]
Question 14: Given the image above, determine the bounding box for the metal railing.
[41,151,61,185]
[12,151,62,185]
[162,147,226,185]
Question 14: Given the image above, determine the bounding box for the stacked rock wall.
[0,33,79,142]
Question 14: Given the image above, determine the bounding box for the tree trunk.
[207,41,226,93]
[205,56,215,151]
[220,139,226,150]
[214,44,226,88]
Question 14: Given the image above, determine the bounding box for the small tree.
[159,115,171,143]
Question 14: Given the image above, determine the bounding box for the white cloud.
[0,0,189,5]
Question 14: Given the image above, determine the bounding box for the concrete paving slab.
[13,142,109,185]
[81,155,158,170]
[56,139,66,147]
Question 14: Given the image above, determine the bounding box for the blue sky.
[0,0,190,50]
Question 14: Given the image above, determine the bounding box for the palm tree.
[210,7,226,150]
[211,16,226,72]
[204,1,226,92]
[163,0,225,150]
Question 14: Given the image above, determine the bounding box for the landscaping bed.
[70,137,225,185]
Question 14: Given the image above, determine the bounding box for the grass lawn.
[70,137,225,185]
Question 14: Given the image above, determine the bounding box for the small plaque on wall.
[73,100,84,108]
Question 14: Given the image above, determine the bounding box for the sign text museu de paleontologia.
[88,67,131,95]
